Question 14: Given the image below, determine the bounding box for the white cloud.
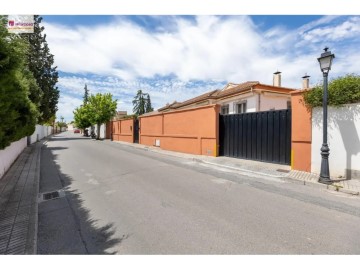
[43,16,279,82]
[301,17,360,43]
[45,15,360,120]
[57,94,83,122]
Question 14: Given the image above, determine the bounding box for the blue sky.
[39,15,360,122]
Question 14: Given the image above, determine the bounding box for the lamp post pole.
[319,71,331,183]
[318,47,335,184]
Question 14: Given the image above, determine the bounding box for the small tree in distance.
[87,93,117,140]
[73,105,92,133]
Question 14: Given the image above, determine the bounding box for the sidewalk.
[0,141,41,254]
[111,140,360,196]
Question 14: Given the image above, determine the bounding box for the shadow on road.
[38,142,123,254]
[50,134,91,141]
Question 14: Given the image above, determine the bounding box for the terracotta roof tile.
[215,81,259,98]
[171,89,219,109]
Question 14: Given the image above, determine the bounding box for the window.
[221,105,229,115]
[236,102,247,114]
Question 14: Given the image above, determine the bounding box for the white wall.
[220,92,290,114]
[0,137,27,179]
[260,93,289,111]
[311,103,360,179]
[94,123,106,139]
[0,124,53,179]
[221,93,257,114]
[29,125,53,144]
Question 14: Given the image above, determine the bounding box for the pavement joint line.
[196,159,288,178]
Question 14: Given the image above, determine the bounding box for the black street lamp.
[317,47,335,184]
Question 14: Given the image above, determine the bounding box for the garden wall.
[139,105,220,156]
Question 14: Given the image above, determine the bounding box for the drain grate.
[38,189,65,203]
[43,191,60,201]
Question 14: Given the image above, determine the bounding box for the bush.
[303,74,360,108]
[0,16,39,149]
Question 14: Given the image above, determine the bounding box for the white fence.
[0,124,53,179]
[311,103,360,179]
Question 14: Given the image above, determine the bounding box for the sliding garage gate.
[219,109,291,165]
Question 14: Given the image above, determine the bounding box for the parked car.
[74,129,80,133]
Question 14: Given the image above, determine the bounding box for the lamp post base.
[318,177,333,185]
[319,143,332,184]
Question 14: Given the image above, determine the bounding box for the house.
[112,111,128,120]
[158,72,296,114]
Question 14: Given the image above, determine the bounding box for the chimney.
[273,71,281,87]
[302,74,310,89]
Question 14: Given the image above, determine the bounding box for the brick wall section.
[139,105,220,156]
[111,119,134,143]
[291,90,312,172]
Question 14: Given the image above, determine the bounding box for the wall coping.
[139,104,220,119]
[290,89,310,95]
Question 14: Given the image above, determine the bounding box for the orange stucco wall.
[139,105,220,156]
[291,91,312,172]
[111,119,134,143]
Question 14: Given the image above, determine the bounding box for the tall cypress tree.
[145,93,154,113]
[24,15,59,124]
[83,84,89,105]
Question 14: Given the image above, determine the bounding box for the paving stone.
[15,213,29,223]
[0,236,9,248]
[0,216,16,226]
[5,245,25,254]
[0,143,41,254]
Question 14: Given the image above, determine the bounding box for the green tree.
[23,15,59,124]
[132,90,153,115]
[56,116,67,129]
[303,74,360,107]
[73,105,92,132]
[86,93,117,140]
[0,16,38,149]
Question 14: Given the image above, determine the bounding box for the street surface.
[38,132,360,254]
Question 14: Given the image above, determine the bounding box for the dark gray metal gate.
[134,119,139,143]
[219,109,291,165]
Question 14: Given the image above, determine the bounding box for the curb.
[287,170,360,196]
[32,141,41,254]
[24,141,42,254]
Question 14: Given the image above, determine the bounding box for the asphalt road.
[37,131,360,254]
